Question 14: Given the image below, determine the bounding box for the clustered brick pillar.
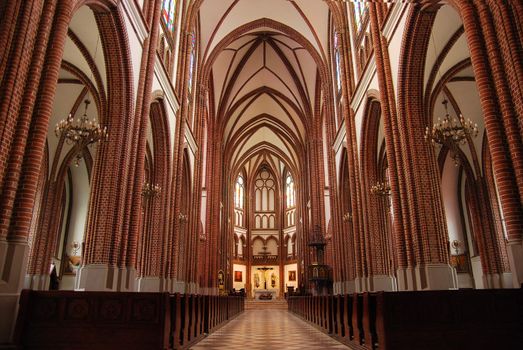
[75,4,144,291]
[385,4,457,290]
[0,0,74,342]
[168,27,201,293]
[457,0,523,287]
[359,98,395,291]
[116,0,164,292]
[190,86,208,294]
[333,13,370,293]
[137,99,172,292]
[204,131,223,294]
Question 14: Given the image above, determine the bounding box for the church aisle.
[191,308,350,350]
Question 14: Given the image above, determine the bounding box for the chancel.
[0,0,522,349]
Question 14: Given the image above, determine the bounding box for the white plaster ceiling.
[48,6,105,179]
[66,6,107,91]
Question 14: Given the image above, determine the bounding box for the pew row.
[288,289,523,350]
[14,290,244,350]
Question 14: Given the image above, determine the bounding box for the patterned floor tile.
[191,309,350,349]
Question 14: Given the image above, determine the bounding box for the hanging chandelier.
[370,181,391,196]
[141,182,161,199]
[55,99,108,167]
[425,98,478,165]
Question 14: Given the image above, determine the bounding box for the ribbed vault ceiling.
[198,0,330,178]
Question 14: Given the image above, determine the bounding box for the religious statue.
[218,270,225,293]
[254,272,260,288]
[271,272,276,288]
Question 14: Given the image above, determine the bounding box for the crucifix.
[257,266,273,290]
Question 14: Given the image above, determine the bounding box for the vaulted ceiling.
[196,0,331,179]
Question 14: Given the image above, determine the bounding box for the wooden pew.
[362,292,378,350]
[375,289,523,350]
[335,294,343,338]
[352,293,365,346]
[14,290,171,350]
[15,291,245,350]
[343,294,354,342]
[290,290,523,350]
[171,293,183,349]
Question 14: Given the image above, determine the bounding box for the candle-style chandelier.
[370,181,391,196]
[55,99,108,167]
[425,98,478,165]
[55,35,108,167]
[141,182,161,199]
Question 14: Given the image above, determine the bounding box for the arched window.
[162,0,178,33]
[353,1,368,32]
[333,31,342,93]
[286,173,295,208]
[254,167,276,229]
[234,175,244,209]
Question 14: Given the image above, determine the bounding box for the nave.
[1,0,522,347]
[191,306,348,350]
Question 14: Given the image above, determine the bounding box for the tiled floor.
[191,309,350,350]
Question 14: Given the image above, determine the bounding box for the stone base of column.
[333,281,341,295]
[77,264,116,291]
[77,265,138,291]
[118,267,137,292]
[483,272,514,289]
[186,282,198,294]
[396,266,417,291]
[138,277,162,292]
[355,276,369,292]
[344,280,356,294]
[470,256,485,289]
[170,280,186,293]
[0,240,29,344]
[416,263,457,290]
[456,273,475,289]
[370,275,397,291]
[24,275,49,290]
[507,240,523,288]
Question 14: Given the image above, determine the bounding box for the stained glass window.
[162,0,177,33]
[334,32,342,92]
[188,34,196,94]
[354,1,368,31]
[234,175,244,209]
[286,174,295,208]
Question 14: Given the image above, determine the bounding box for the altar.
[254,289,278,300]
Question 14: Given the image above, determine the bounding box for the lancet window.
[234,174,245,227]
[162,0,178,33]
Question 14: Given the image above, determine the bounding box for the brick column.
[77,6,136,291]
[392,4,457,290]
[359,99,395,291]
[368,4,415,290]
[187,85,208,292]
[336,27,367,293]
[121,0,164,293]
